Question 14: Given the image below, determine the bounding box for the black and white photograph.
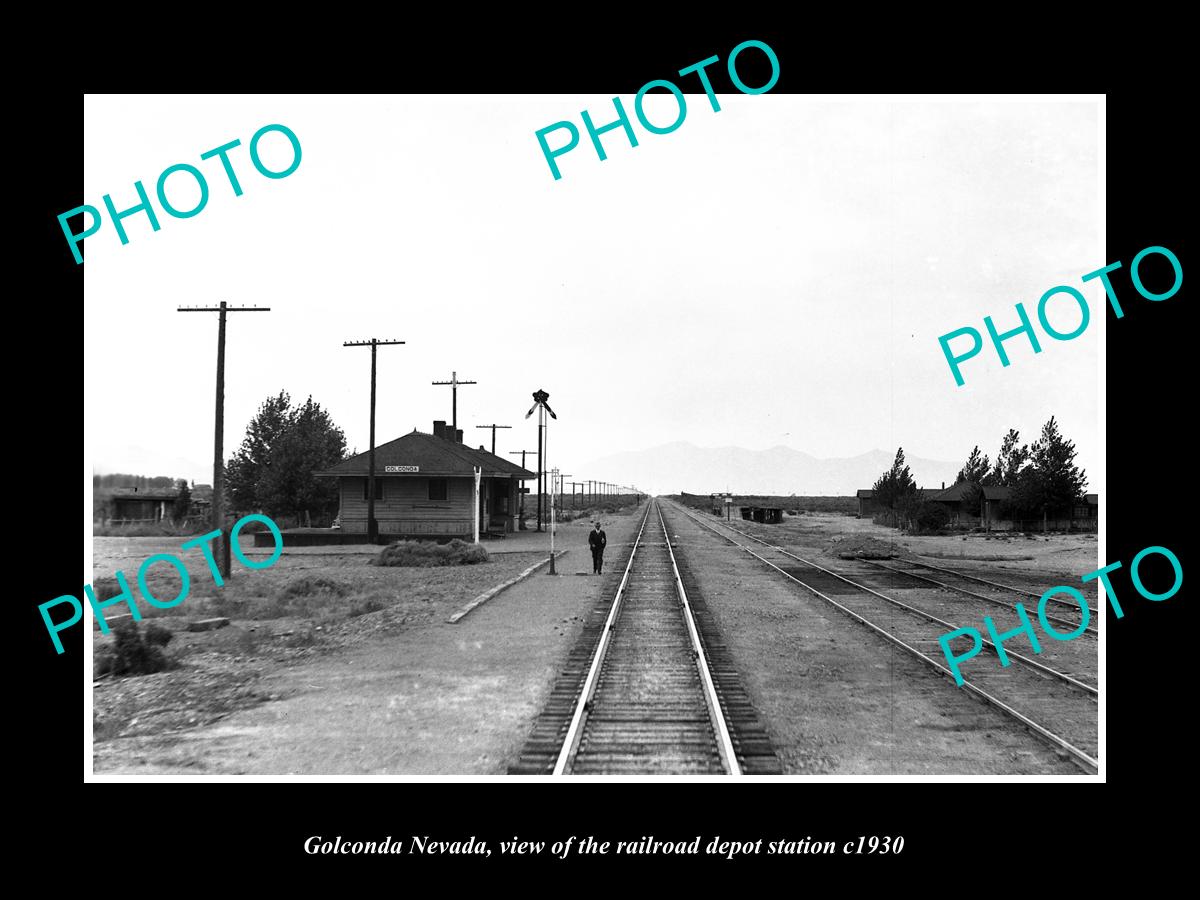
[74,89,1115,782]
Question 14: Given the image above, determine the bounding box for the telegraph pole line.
[476,423,511,455]
[509,449,537,526]
[178,301,270,579]
[558,474,572,516]
[431,371,477,434]
[345,338,405,544]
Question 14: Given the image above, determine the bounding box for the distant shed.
[109,487,177,524]
[856,489,878,518]
[739,506,784,524]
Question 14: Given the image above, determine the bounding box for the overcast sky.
[84,95,1100,492]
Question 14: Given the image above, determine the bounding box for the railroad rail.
[509,500,780,775]
[668,500,1098,774]
[899,555,1098,613]
[859,558,1097,637]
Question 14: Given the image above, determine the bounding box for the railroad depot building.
[856,487,943,518]
[317,420,535,539]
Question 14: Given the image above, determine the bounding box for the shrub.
[143,623,173,647]
[912,502,951,534]
[872,510,900,528]
[281,574,349,598]
[372,539,489,567]
[101,621,172,676]
[349,597,386,617]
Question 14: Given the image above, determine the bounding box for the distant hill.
[577,442,961,497]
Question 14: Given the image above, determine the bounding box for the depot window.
[428,478,448,502]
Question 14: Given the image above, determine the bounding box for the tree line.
[873,415,1088,530]
[93,473,179,490]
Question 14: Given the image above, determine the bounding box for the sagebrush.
[96,621,173,677]
[372,539,489,567]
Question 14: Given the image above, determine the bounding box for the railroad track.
[888,556,1098,634]
[509,500,780,775]
[668,501,1099,774]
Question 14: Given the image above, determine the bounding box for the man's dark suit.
[588,528,607,574]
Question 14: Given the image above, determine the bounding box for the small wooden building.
[109,487,178,524]
[317,421,535,539]
[927,481,981,525]
[740,506,783,524]
[856,489,878,518]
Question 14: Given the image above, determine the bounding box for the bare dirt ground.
[662,502,1090,774]
[91,509,644,775]
[93,502,1096,776]
[723,511,1103,611]
[742,511,1101,577]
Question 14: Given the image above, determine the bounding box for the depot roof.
[316,429,535,479]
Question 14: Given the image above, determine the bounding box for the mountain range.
[576,442,962,497]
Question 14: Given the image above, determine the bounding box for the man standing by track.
[589,520,607,575]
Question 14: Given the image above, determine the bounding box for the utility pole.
[345,338,405,544]
[539,416,545,529]
[558,474,572,516]
[509,449,537,526]
[178,301,270,579]
[476,423,511,455]
[431,371,476,434]
[525,389,557,532]
[549,466,559,575]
